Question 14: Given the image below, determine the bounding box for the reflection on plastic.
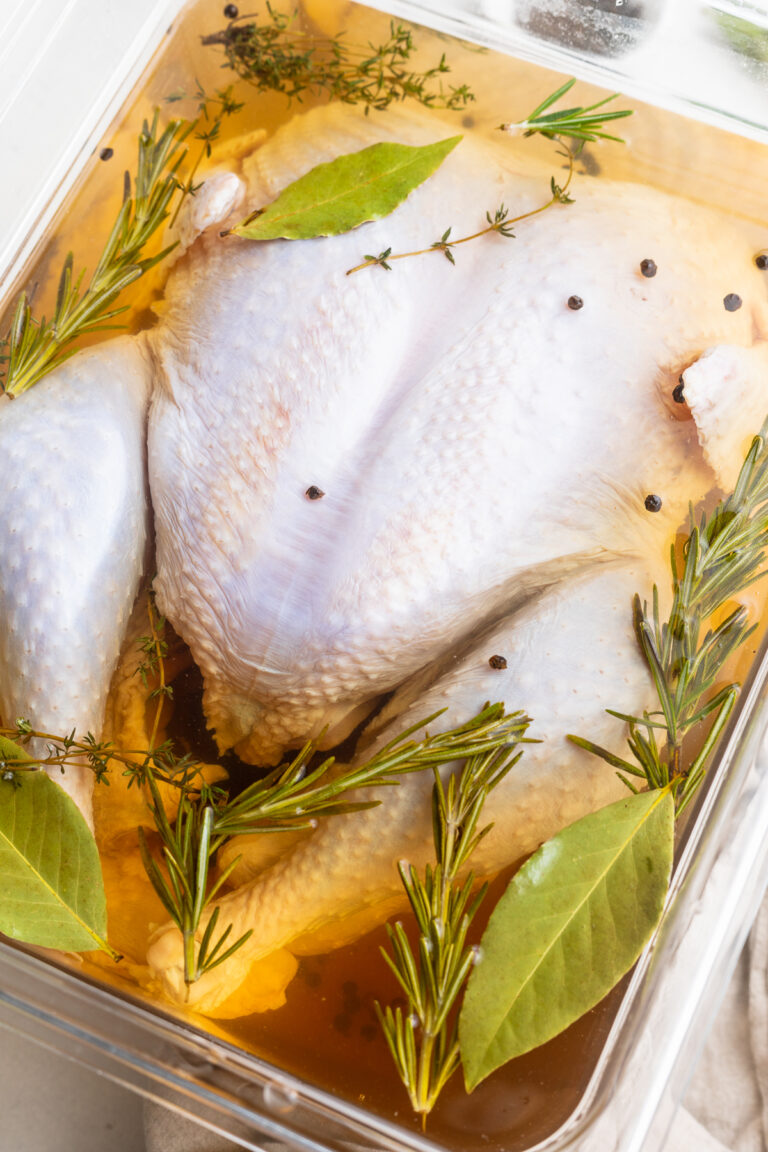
[514,0,661,56]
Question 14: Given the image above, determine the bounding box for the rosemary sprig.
[137,765,249,988]
[143,693,530,987]
[173,702,528,988]
[499,77,632,142]
[1,89,241,398]
[571,418,768,814]
[130,596,248,988]
[1,114,190,397]
[377,716,530,1123]
[203,7,474,113]
[347,78,628,275]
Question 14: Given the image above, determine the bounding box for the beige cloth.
[144,902,768,1151]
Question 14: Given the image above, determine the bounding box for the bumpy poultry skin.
[148,101,768,770]
[0,338,151,823]
[146,557,670,1013]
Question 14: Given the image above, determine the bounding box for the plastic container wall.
[1,2,768,1150]
[363,0,768,142]
[0,0,182,294]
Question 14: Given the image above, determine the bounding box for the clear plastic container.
[366,0,768,142]
[2,2,768,1150]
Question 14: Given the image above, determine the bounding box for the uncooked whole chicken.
[0,100,766,1009]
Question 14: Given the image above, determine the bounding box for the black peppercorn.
[305,486,325,501]
[99,147,114,161]
[640,258,657,278]
[567,295,583,311]
[224,3,239,16]
[644,494,662,513]
[756,254,768,271]
[723,293,742,312]
[488,654,507,670]
[672,380,685,404]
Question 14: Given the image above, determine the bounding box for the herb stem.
[205,10,474,114]
[346,138,576,275]
[145,596,167,755]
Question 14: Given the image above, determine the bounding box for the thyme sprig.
[500,77,632,142]
[346,154,574,275]
[378,714,531,1123]
[571,419,768,814]
[347,77,629,275]
[203,8,474,113]
[0,720,200,792]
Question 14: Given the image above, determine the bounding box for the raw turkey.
[0,101,766,1008]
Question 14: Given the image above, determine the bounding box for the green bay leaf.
[0,770,109,952]
[0,735,33,767]
[231,135,462,241]
[459,788,674,1089]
